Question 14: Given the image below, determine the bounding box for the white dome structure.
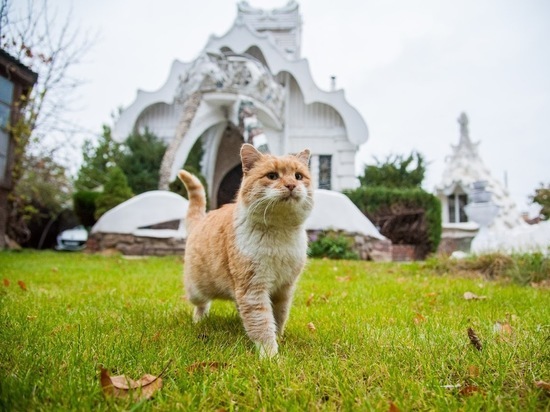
[305,190,385,240]
[91,191,188,239]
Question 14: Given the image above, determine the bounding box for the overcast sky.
[22,0,550,212]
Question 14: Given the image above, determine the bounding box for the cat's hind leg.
[185,278,211,322]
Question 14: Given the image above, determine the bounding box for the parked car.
[56,225,88,251]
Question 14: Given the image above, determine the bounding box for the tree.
[118,129,166,194]
[7,152,72,245]
[1,0,92,245]
[359,151,426,188]
[530,183,550,220]
[94,167,133,220]
[75,125,121,191]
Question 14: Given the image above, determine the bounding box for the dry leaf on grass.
[100,361,170,400]
[467,328,482,351]
[307,322,316,332]
[493,321,513,336]
[463,291,486,300]
[306,293,315,307]
[468,365,480,378]
[3,278,9,287]
[186,361,228,373]
[388,400,401,412]
[459,384,482,396]
[17,280,27,291]
[413,312,426,324]
[534,380,550,391]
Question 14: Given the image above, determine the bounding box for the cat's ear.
[241,143,263,173]
[295,149,310,167]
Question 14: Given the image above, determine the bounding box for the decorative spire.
[458,112,469,143]
[453,111,479,158]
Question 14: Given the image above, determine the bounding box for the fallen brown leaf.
[388,400,401,412]
[100,361,170,400]
[534,380,550,391]
[320,292,331,302]
[467,328,482,351]
[307,322,316,332]
[17,280,27,291]
[186,361,228,373]
[493,321,513,336]
[306,293,315,307]
[3,278,9,287]
[468,365,480,378]
[413,312,426,324]
[459,384,481,396]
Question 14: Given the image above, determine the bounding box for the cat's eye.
[266,172,279,180]
[295,172,303,180]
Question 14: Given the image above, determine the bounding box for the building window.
[448,193,468,223]
[318,155,332,190]
[0,76,14,181]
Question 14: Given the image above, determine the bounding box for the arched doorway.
[216,164,243,207]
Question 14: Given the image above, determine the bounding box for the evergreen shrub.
[73,191,100,228]
[345,187,442,257]
[308,231,359,260]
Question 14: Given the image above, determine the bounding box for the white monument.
[436,113,549,254]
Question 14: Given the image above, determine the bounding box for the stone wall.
[391,244,418,262]
[86,233,185,256]
[87,230,393,261]
[307,229,393,262]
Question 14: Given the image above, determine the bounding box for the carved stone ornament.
[175,52,285,121]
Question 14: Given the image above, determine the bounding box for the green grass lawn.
[1,251,549,411]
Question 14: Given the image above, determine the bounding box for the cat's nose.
[286,184,296,191]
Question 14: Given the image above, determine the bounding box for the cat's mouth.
[281,191,301,202]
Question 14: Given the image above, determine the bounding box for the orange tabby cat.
[178,143,313,358]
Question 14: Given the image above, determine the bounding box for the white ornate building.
[113,1,368,208]
[435,113,527,252]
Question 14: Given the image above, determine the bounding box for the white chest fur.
[234,209,308,290]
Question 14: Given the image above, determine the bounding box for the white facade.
[113,1,368,208]
[435,113,525,232]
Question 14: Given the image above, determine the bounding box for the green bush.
[345,186,442,257]
[72,191,100,228]
[94,167,134,220]
[308,231,359,260]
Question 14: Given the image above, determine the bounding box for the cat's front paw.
[257,340,278,359]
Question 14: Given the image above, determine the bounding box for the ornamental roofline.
[115,16,368,146]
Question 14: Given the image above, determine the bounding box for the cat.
[177,143,313,358]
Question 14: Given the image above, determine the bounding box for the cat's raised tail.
[177,170,207,234]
